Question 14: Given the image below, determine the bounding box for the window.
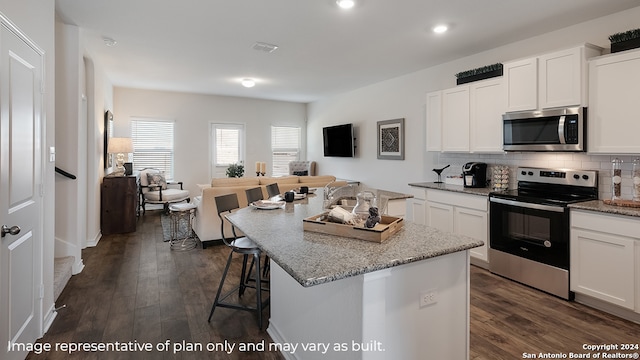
[211,123,245,177]
[131,119,175,179]
[271,126,301,177]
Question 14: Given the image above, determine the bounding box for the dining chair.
[265,183,280,198]
[245,187,264,205]
[208,193,269,329]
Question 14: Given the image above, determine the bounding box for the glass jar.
[352,191,376,222]
[633,158,640,202]
[611,158,623,201]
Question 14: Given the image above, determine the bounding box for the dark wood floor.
[28,210,640,359]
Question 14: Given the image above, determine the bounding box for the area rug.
[160,214,199,242]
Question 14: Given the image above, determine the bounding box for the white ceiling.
[55,0,639,103]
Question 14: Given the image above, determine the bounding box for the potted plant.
[609,28,640,53]
[455,63,503,85]
[225,162,244,178]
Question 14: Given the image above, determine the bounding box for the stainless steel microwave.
[503,107,585,152]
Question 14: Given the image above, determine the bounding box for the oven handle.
[489,197,565,213]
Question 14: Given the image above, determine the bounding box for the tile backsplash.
[436,152,640,200]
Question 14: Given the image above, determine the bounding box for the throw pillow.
[147,172,167,191]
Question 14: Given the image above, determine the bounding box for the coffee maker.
[462,162,487,188]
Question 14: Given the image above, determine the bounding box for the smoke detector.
[252,42,279,53]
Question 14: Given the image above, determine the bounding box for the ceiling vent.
[252,42,279,53]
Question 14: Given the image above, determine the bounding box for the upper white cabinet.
[588,48,640,154]
[437,78,504,153]
[504,57,538,112]
[426,91,442,152]
[470,78,505,153]
[441,86,470,152]
[504,44,601,112]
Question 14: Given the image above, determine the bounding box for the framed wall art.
[377,118,404,160]
[104,110,114,169]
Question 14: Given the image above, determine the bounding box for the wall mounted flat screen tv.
[323,123,354,157]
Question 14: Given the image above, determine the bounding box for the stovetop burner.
[489,167,598,206]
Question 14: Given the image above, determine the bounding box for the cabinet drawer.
[426,189,487,211]
[571,210,640,239]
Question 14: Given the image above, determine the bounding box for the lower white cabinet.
[570,210,639,311]
[426,189,488,263]
[406,186,426,225]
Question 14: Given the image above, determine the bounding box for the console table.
[101,174,139,235]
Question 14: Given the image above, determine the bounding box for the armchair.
[288,161,316,176]
[139,168,190,214]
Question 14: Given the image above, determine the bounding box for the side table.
[168,202,197,251]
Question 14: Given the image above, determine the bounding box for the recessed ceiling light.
[102,37,117,46]
[252,42,279,53]
[241,79,256,88]
[336,0,355,9]
[433,25,448,34]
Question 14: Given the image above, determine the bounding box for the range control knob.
[582,175,589,180]
[573,174,580,180]
[528,171,534,176]
[521,171,527,176]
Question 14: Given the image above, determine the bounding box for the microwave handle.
[557,115,566,144]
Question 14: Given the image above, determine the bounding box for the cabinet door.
[570,229,635,309]
[539,47,582,109]
[426,91,442,152]
[407,198,426,225]
[504,57,538,112]
[441,86,470,152]
[454,207,488,262]
[588,49,640,154]
[470,78,505,153]
[426,201,453,232]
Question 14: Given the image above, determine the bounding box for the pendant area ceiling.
[55,0,639,103]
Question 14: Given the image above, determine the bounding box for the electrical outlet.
[419,289,438,308]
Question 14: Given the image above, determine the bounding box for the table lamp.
[107,137,134,175]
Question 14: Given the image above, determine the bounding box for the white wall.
[307,6,640,197]
[114,87,307,197]
[0,0,56,335]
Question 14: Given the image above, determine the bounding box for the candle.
[255,161,260,173]
[260,162,266,174]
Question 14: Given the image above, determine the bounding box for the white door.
[1,15,44,360]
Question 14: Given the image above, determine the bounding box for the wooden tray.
[603,199,640,208]
[303,212,404,243]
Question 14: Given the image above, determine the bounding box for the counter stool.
[168,202,197,251]
[208,193,269,329]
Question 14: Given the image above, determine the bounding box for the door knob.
[1,225,21,237]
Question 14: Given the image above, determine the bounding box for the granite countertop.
[227,189,483,287]
[408,182,494,197]
[569,200,640,218]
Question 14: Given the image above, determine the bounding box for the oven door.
[490,197,569,269]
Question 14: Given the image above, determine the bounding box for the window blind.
[271,126,301,177]
[131,119,175,179]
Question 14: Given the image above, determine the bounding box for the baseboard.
[42,302,57,334]
[470,257,489,270]
[574,293,640,325]
[72,258,84,275]
[86,231,101,247]
[266,321,299,360]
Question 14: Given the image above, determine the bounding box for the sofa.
[193,175,343,245]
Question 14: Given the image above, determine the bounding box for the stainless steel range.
[489,167,598,300]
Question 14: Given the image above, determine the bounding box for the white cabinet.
[588,48,640,154]
[406,186,426,225]
[436,78,504,153]
[426,189,489,264]
[504,44,601,112]
[571,210,639,311]
[441,86,470,152]
[470,78,505,153]
[504,57,538,112]
[426,91,442,152]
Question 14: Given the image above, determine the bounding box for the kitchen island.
[227,189,483,360]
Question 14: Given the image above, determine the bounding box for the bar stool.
[208,193,269,329]
[266,183,280,199]
[168,202,197,251]
[245,187,264,205]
